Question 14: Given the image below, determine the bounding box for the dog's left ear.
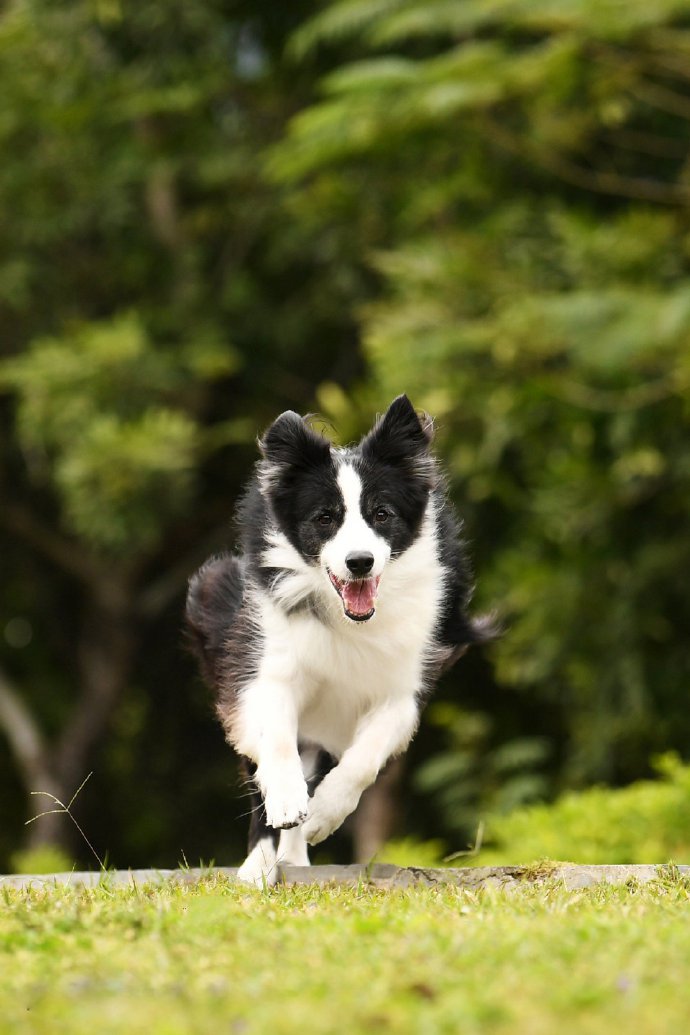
[361,394,434,466]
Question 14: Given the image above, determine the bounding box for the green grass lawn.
[2,872,690,1034]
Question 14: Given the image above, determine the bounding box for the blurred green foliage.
[2,0,690,869]
[381,753,690,866]
[274,0,690,793]
[0,314,222,552]
[476,753,690,865]
[10,845,75,876]
[413,703,550,831]
[0,0,364,869]
[375,837,448,869]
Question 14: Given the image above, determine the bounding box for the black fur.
[185,555,245,688]
[185,395,494,870]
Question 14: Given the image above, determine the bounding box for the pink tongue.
[342,578,377,616]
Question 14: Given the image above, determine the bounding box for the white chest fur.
[236,511,445,759]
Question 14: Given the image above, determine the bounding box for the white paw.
[261,774,309,830]
[277,826,311,868]
[302,781,359,846]
[237,837,279,888]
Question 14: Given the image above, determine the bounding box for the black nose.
[345,551,375,577]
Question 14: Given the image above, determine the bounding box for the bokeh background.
[2,0,690,872]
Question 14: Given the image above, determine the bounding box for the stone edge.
[1,863,688,892]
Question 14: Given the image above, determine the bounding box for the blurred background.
[2,0,690,873]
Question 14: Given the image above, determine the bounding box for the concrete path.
[1,862,688,891]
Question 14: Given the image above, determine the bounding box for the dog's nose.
[345,551,375,577]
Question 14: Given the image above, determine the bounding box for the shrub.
[10,845,74,875]
[474,753,690,866]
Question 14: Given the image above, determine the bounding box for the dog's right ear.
[259,411,331,470]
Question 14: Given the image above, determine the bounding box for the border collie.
[186,395,490,885]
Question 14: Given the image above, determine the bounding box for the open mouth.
[328,570,380,622]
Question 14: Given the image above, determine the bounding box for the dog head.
[258,395,437,622]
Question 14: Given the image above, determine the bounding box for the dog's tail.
[469,611,502,646]
[185,554,245,688]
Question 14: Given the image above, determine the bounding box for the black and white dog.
[186,395,489,885]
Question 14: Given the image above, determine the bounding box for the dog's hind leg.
[236,747,336,885]
[237,834,279,888]
[236,761,281,888]
[276,826,310,868]
[238,788,307,882]
[275,747,336,870]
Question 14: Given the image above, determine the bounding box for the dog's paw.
[302,781,359,846]
[262,775,309,830]
[237,837,279,888]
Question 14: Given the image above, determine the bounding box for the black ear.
[361,395,434,465]
[259,411,331,469]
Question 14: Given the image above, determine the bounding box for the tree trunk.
[0,591,135,860]
[351,757,404,863]
[0,667,67,849]
[55,598,135,795]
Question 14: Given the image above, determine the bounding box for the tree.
[270,0,690,827]
[0,0,367,866]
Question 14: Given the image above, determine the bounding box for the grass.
[2,872,690,1034]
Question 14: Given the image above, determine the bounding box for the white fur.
[234,477,446,850]
[321,464,391,580]
[261,530,323,613]
[236,826,311,888]
[237,836,279,888]
[277,825,310,867]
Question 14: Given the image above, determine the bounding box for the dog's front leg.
[237,680,309,830]
[302,696,419,846]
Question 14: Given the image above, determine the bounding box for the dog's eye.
[316,512,333,526]
[374,507,389,524]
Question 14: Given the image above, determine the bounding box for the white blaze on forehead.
[337,461,365,516]
[320,461,390,580]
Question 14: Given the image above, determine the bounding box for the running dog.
[186,395,490,884]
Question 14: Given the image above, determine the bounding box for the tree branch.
[543,370,690,413]
[604,127,688,159]
[629,79,690,122]
[135,524,235,619]
[145,163,183,251]
[0,666,50,791]
[55,602,135,792]
[481,117,690,206]
[1,502,100,585]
